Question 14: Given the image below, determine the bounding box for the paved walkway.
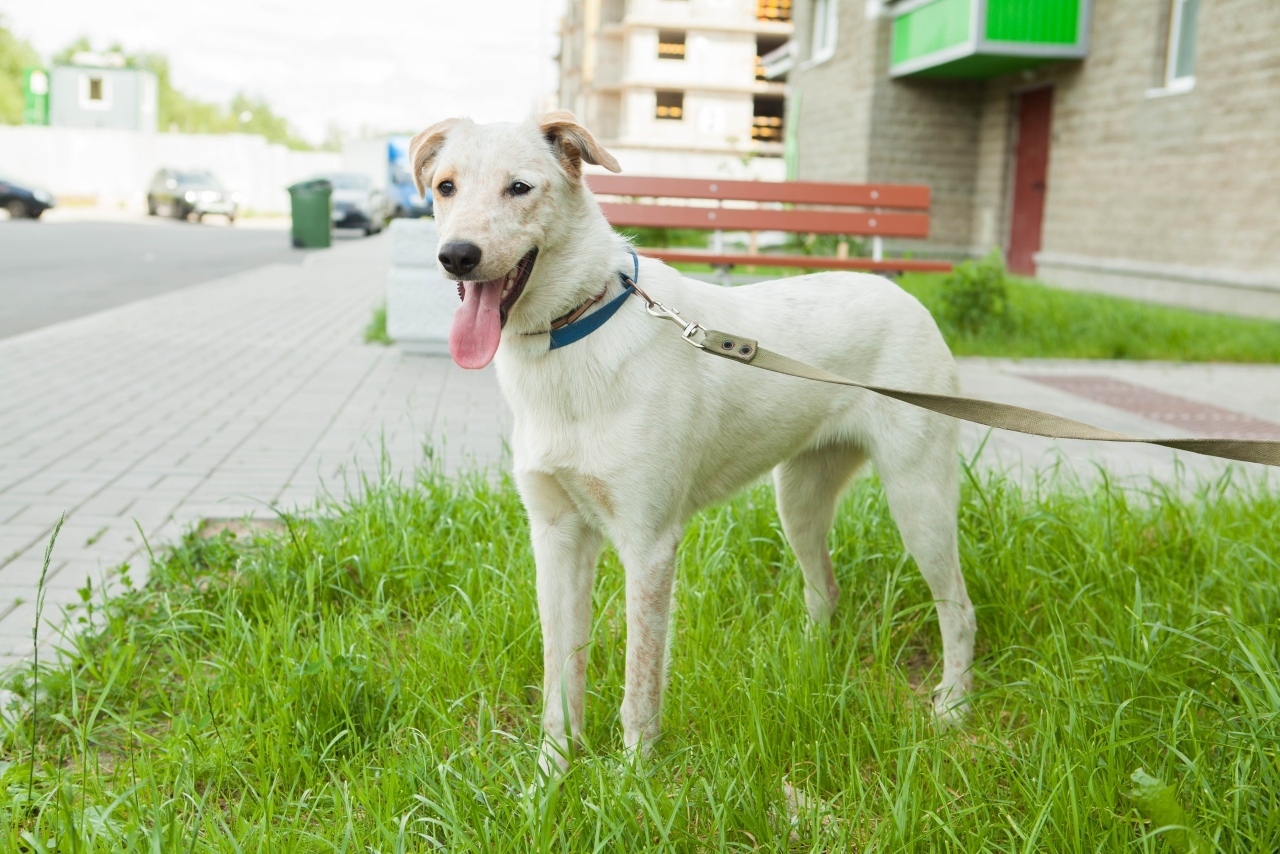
[1,235,1277,672]
[0,234,508,672]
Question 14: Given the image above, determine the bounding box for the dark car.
[0,172,55,219]
[147,169,239,223]
[320,172,387,235]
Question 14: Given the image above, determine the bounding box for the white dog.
[411,112,976,774]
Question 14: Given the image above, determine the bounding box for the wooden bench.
[585,174,953,274]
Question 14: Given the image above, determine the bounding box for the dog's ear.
[409,118,460,197]
[538,111,621,178]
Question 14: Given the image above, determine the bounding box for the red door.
[1007,87,1054,276]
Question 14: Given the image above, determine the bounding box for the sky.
[2,0,568,143]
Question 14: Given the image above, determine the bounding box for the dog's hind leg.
[519,472,604,776]
[774,443,868,623]
[874,436,976,725]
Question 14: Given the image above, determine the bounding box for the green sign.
[23,68,50,126]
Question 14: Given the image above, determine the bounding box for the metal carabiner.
[644,300,682,322]
[634,289,706,349]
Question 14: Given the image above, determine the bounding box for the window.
[757,34,789,80]
[757,0,792,22]
[78,73,112,110]
[655,91,684,120]
[810,0,838,63]
[752,96,785,143]
[658,31,686,60]
[1165,0,1199,90]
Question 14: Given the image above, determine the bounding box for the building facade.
[559,0,794,179]
[49,62,158,133]
[787,0,1280,314]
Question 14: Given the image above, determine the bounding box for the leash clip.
[643,300,706,349]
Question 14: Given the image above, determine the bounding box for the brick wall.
[864,12,983,252]
[981,0,1280,282]
[790,1,982,252]
[789,0,876,184]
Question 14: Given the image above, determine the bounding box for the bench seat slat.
[587,174,930,208]
[638,248,953,273]
[598,202,931,239]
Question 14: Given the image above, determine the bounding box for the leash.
[624,283,1280,469]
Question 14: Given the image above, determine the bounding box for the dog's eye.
[436,180,455,197]
[510,181,532,196]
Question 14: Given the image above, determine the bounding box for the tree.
[51,36,91,65]
[127,51,233,135]
[0,16,41,125]
[229,92,313,151]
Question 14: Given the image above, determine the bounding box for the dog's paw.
[536,740,572,781]
[931,684,971,728]
[608,744,656,779]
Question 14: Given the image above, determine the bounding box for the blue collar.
[547,248,638,350]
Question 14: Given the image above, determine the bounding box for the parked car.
[319,172,388,235]
[389,158,433,217]
[0,172,55,219]
[147,169,239,223]
[343,136,432,218]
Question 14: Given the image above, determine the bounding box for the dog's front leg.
[614,527,681,759]
[519,472,603,777]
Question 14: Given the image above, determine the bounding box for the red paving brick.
[1021,375,1280,441]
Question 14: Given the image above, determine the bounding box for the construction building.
[559,0,794,179]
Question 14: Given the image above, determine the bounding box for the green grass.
[669,262,1280,363]
[364,303,391,345]
[3,461,1279,850]
[898,272,1280,363]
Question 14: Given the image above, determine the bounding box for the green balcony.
[889,0,1089,79]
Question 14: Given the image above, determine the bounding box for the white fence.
[0,125,341,215]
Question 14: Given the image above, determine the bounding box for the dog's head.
[410,111,620,369]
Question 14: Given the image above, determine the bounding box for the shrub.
[939,251,1009,335]
[781,232,868,257]
[618,227,708,248]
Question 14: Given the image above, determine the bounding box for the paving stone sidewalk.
[0,233,509,672]
[2,236,1277,672]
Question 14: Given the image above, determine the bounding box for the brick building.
[785,0,1280,314]
[559,0,794,178]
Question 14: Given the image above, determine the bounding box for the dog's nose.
[438,241,482,276]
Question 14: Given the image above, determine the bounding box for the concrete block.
[388,218,439,269]
[386,267,457,356]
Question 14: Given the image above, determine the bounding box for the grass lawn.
[668,262,1280,363]
[898,272,1280,363]
[3,461,1278,850]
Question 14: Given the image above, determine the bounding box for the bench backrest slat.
[596,202,930,239]
[586,174,930,209]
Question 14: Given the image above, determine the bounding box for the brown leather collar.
[548,288,608,331]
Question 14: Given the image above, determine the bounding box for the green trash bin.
[287,178,333,248]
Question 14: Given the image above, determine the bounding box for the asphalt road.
[0,217,361,339]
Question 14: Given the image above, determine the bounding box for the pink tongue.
[449,279,504,369]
